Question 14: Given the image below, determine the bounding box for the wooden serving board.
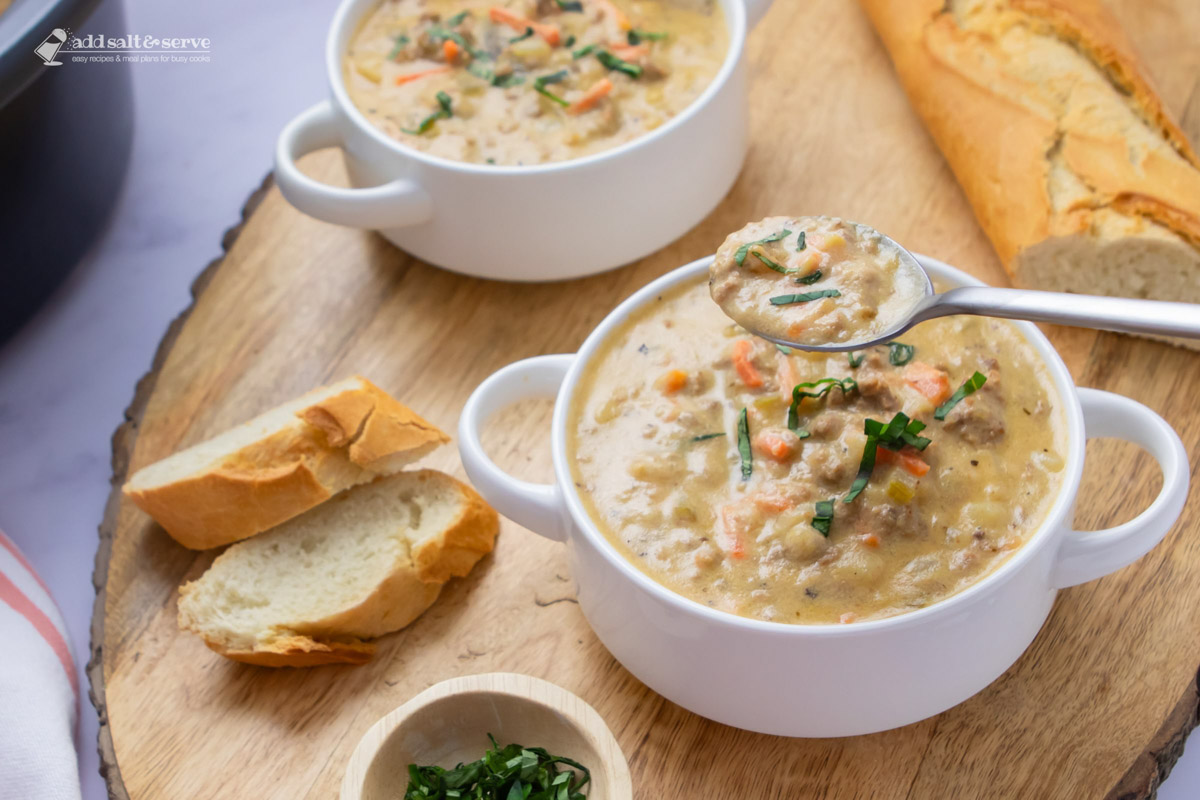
[90,1,1200,797]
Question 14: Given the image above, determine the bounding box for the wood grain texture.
[90,1,1200,797]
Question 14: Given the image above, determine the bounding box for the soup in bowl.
[345,0,729,165]
[459,254,1187,736]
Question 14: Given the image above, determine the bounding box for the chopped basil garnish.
[386,33,410,60]
[510,26,535,43]
[429,26,487,59]
[466,61,524,86]
[844,430,877,504]
[627,29,667,44]
[888,342,915,366]
[811,499,834,537]
[770,289,841,305]
[752,250,791,274]
[404,734,591,800]
[794,269,822,285]
[775,344,793,354]
[446,10,469,25]
[691,432,726,442]
[848,351,863,368]
[534,70,570,106]
[564,34,576,47]
[935,371,988,420]
[796,230,807,251]
[737,407,752,480]
[556,0,585,10]
[572,43,597,58]
[401,91,454,135]
[734,229,791,267]
[845,412,931,503]
[787,377,857,434]
[596,49,643,78]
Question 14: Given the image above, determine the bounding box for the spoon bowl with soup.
[711,215,1200,351]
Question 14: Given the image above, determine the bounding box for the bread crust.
[858,0,1200,280]
[124,377,449,549]
[206,635,377,667]
[177,470,499,667]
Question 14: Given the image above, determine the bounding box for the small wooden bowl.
[341,672,632,800]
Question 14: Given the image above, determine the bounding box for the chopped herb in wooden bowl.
[404,734,591,799]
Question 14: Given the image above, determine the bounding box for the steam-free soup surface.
[345,0,728,165]
[568,277,1066,624]
[709,216,928,346]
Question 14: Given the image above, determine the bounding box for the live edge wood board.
[90,1,1200,797]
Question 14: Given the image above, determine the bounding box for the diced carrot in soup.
[904,361,951,404]
[656,369,688,394]
[753,430,797,461]
[731,339,764,387]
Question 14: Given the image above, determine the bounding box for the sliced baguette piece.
[123,376,449,549]
[858,0,1200,349]
[177,469,499,667]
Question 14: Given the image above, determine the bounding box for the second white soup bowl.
[458,255,1189,737]
[275,0,773,281]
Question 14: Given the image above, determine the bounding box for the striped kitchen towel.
[0,529,82,800]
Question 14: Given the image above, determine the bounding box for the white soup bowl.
[275,0,773,281]
[457,255,1189,737]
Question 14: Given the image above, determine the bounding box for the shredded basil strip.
[564,34,576,47]
[848,351,863,368]
[844,433,878,504]
[794,269,822,285]
[775,344,793,354]
[429,26,487,59]
[935,371,988,420]
[466,61,524,86]
[737,407,752,480]
[627,29,667,44]
[534,70,570,106]
[787,377,858,434]
[691,432,725,442]
[510,26,535,43]
[770,289,841,305]
[386,33,410,60]
[796,230,807,251]
[734,229,791,267]
[596,49,643,77]
[888,342,915,366]
[556,0,585,10]
[400,91,453,135]
[752,250,792,274]
[811,499,834,537]
[572,43,597,58]
[446,10,469,25]
[845,412,931,503]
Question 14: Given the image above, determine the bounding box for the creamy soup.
[345,0,728,165]
[568,277,1066,624]
[710,216,928,346]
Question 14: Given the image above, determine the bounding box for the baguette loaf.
[177,470,499,667]
[124,376,449,549]
[859,0,1200,348]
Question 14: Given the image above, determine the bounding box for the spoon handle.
[921,287,1200,339]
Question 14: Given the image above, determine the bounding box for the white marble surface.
[0,0,1195,797]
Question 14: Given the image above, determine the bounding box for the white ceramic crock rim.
[550,255,1087,638]
[323,0,748,176]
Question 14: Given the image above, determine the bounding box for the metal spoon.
[745,226,1200,353]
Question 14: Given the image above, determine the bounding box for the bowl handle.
[1051,388,1189,589]
[459,355,574,543]
[274,100,433,229]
